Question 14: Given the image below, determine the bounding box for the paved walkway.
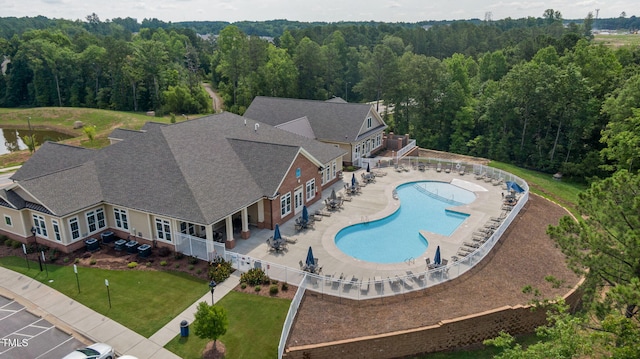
[0,266,240,358]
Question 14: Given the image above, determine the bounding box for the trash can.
[180,320,189,337]
[85,238,99,252]
[138,244,151,258]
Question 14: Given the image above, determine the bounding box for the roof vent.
[254,123,259,132]
[244,119,247,126]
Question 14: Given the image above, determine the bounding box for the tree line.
[1,11,639,180]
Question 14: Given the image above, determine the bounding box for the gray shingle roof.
[244,96,384,143]
[12,112,346,225]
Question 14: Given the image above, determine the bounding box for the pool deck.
[231,165,507,283]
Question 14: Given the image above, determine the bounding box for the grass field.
[0,256,208,337]
[165,291,291,359]
[593,33,640,47]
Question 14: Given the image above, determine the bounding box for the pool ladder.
[361,215,369,224]
[405,257,415,265]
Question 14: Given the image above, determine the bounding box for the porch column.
[205,225,214,242]
[241,208,250,239]
[257,200,265,229]
[224,216,235,249]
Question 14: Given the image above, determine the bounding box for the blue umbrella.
[305,246,315,268]
[273,224,282,241]
[366,162,370,172]
[302,206,309,223]
[351,173,356,187]
[434,245,441,266]
[505,181,525,193]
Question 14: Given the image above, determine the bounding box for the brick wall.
[284,280,584,359]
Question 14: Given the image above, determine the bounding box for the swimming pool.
[334,181,475,263]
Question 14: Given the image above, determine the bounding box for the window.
[280,192,291,217]
[367,117,372,128]
[332,161,337,178]
[180,222,196,236]
[114,208,129,230]
[306,179,316,201]
[69,217,80,240]
[4,215,12,227]
[376,134,381,147]
[52,220,61,241]
[155,218,172,241]
[32,214,48,238]
[325,166,330,183]
[86,208,106,233]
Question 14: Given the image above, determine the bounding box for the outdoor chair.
[436,163,442,172]
[459,166,466,175]
[463,241,480,249]
[457,250,470,257]
[360,278,370,294]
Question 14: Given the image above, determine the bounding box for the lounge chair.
[459,166,465,175]
[299,260,305,270]
[399,274,415,288]
[457,250,470,257]
[316,209,331,217]
[459,246,475,253]
[360,278,370,293]
[325,272,334,285]
[492,178,504,186]
[444,164,451,173]
[463,241,480,248]
[436,163,442,172]
[285,237,298,244]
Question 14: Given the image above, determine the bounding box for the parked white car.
[62,343,115,359]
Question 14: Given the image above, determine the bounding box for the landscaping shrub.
[74,258,80,264]
[208,257,233,283]
[128,262,138,268]
[0,234,8,244]
[269,284,279,295]
[90,259,97,265]
[196,269,202,275]
[240,268,270,286]
[174,251,184,260]
[5,238,13,247]
[10,240,21,249]
[188,264,195,271]
[160,260,167,266]
[63,257,70,263]
[157,246,171,257]
[188,256,198,265]
[281,282,289,291]
[254,285,261,292]
[240,283,247,289]
[145,262,152,267]
[175,263,180,269]
[46,248,59,262]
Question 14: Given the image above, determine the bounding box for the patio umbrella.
[505,181,525,193]
[302,206,309,223]
[273,224,282,241]
[330,188,337,201]
[305,246,315,268]
[366,162,370,172]
[351,173,356,187]
[434,245,441,266]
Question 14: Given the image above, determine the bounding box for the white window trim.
[155,218,172,242]
[32,214,48,238]
[114,208,129,230]
[305,179,316,201]
[69,217,80,240]
[280,192,292,217]
[4,215,12,227]
[52,220,61,242]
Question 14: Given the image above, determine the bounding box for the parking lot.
[0,295,86,359]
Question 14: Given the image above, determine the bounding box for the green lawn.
[488,161,587,216]
[0,256,208,337]
[165,291,291,359]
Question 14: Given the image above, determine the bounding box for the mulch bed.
[287,194,582,346]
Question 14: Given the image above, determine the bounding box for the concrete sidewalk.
[0,266,240,358]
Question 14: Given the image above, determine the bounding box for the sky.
[0,0,634,23]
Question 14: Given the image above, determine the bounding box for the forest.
[0,11,639,181]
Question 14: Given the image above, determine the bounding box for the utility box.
[85,238,99,252]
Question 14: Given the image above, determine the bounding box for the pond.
[0,128,73,155]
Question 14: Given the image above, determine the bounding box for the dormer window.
[367,117,372,128]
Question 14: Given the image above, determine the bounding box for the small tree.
[22,135,37,153]
[192,301,228,350]
[83,125,97,142]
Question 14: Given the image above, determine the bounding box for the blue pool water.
[334,181,474,263]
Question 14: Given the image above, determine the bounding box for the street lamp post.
[209,280,217,305]
[31,227,43,272]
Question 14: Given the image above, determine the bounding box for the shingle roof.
[244,96,384,143]
[12,112,346,225]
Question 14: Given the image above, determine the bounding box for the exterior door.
[294,187,304,215]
